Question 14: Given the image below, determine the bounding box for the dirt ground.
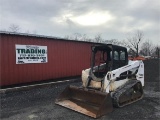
[0,59,159,120]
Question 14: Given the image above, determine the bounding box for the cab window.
[120,51,125,60]
[114,51,119,60]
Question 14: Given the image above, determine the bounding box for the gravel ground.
[0,59,159,120]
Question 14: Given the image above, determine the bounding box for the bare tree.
[8,24,20,32]
[64,33,81,40]
[80,34,89,41]
[64,35,72,40]
[94,33,103,43]
[126,30,144,57]
[73,33,82,41]
[128,48,137,57]
[103,39,123,46]
[64,33,92,42]
[152,45,160,58]
[86,38,93,42]
[139,40,155,56]
[156,46,160,59]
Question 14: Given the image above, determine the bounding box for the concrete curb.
[0,78,81,94]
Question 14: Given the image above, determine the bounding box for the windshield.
[94,50,107,66]
[91,50,109,78]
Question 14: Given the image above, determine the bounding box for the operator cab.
[90,44,128,79]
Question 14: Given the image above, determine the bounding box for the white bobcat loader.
[55,44,144,118]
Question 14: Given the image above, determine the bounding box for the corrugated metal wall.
[0,33,94,86]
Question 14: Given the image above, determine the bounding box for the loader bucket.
[55,85,113,118]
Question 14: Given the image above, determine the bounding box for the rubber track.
[112,80,143,107]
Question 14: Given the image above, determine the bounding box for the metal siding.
[0,34,93,86]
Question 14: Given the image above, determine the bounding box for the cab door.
[112,50,128,70]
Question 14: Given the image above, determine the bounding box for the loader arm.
[104,60,144,93]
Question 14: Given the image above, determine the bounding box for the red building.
[0,31,97,86]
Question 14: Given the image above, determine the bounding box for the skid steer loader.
[55,44,144,118]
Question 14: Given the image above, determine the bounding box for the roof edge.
[0,31,96,44]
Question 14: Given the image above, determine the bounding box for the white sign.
[16,45,47,64]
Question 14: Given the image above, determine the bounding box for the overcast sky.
[0,0,159,44]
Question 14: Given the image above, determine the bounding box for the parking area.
[0,59,160,120]
[0,81,159,120]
